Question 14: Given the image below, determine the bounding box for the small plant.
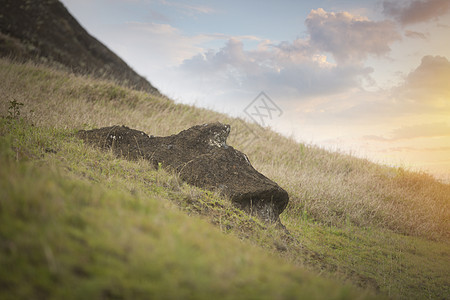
[7,99,24,120]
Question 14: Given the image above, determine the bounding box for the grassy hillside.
[1,58,449,299]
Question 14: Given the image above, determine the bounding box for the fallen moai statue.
[77,123,289,226]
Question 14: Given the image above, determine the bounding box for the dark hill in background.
[0,0,159,95]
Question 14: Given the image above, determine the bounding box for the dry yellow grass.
[2,58,450,299]
[1,58,449,241]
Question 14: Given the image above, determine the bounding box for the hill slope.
[1,118,370,300]
[1,59,449,299]
[0,0,159,94]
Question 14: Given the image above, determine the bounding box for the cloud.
[305,8,400,63]
[383,0,450,25]
[178,37,373,102]
[392,55,450,110]
[159,0,215,15]
[404,30,427,39]
[115,22,208,65]
[165,8,408,115]
[344,55,450,122]
[362,134,391,141]
[326,55,450,125]
[391,123,450,139]
[147,9,171,23]
[173,8,404,105]
[363,122,450,141]
[98,22,241,70]
[403,55,450,88]
[376,146,450,153]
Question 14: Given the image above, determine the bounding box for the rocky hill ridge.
[0,0,159,94]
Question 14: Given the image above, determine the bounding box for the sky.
[60,0,450,182]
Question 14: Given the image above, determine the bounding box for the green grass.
[0,58,449,299]
[1,58,448,241]
[0,118,368,299]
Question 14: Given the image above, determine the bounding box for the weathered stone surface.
[77,123,289,225]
